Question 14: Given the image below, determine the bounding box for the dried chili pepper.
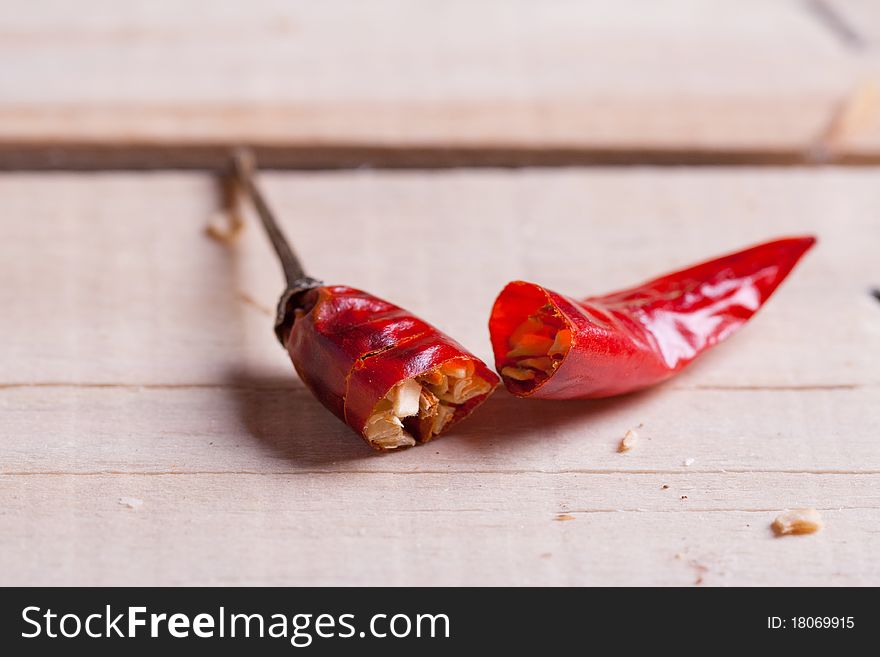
[231,150,498,451]
[489,236,816,399]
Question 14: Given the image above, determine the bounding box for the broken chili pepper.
[489,236,816,399]
[231,150,498,451]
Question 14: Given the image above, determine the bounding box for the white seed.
[118,497,143,509]
[364,412,415,449]
[418,388,439,418]
[389,379,421,418]
[445,376,491,404]
[367,365,492,445]
[431,403,457,435]
[772,508,823,536]
[618,429,638,453]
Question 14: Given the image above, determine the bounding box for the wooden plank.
[2,386,877,475]
[2,473,877,586]
[0,0,876,166]
[1,170,877,387]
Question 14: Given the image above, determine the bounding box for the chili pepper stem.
[230,149,499,449]
[231,148,323,344]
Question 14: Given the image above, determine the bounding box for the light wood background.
[1,1,879,586]
[2,0,880,166]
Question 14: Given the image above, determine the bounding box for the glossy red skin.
[490,236,816,399]
[287,285,499,448]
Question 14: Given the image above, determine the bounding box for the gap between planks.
[1,83,876,169]
[5,469,880,476]
[0,381,870,391]
[3,144,880,171]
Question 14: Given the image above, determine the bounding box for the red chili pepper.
[489,236,816,399]
[289,285,498,450]
[232,151,498,451]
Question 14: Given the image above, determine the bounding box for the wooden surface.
[3,0,880,167]
[2,169,878,585]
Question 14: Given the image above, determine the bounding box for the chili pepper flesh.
[489,236,816,399]
[232,150,498,451]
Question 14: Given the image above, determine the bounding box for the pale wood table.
[2,169,878,585]
[1,1,879,586]
[2,0,880,166]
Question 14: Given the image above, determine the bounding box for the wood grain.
[1,169,877,585]
[1,473,876,586]
[2,170,877,386]
[1,0,878,166]
[2,387,876,476]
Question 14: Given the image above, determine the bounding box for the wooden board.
[2,0,880,167]
[1,169,878,585]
